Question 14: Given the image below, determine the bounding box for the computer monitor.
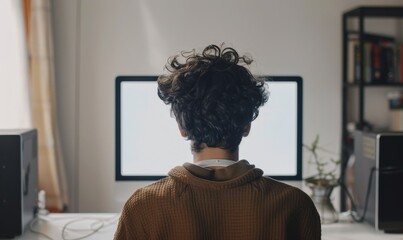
[116,76,302,181]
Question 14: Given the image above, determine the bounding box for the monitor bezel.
[115,76,303,181]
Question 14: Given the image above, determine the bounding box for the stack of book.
[348,33,403,84]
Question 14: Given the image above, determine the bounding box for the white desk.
[3,213,403,240]
[322,222,403,240]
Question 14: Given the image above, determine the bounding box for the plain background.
[52,0,403,212]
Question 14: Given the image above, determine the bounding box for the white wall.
[52,0,403,212]
[52,0,79,212]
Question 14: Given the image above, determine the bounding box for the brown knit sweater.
[114,160,321,240]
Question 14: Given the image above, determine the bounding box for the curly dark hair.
[157,44,268,152]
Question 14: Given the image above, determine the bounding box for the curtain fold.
[24,0,69,211]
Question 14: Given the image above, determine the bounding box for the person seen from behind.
[114,44,321,240]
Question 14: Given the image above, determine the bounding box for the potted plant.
[304,135,340,224]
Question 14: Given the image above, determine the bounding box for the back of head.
[157,44,268,153]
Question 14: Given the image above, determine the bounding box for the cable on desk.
[61,218,104,240]
[30,218,54,240]
[29,214,119,240]
[62,215,119,240]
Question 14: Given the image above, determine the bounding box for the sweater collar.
[168,160,264,189]
[194,159,237,168]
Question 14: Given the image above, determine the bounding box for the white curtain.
[0,0,32,129]
[28,0,69,211]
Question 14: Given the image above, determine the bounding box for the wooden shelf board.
[346,82,403,87]
[344,7,403,18]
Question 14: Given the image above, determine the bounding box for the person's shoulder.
[123,176,182,210]
[261,177,313,205]
[127,177,175,202]
[261,179,321,239]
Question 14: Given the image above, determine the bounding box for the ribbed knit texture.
[114,160,321,240]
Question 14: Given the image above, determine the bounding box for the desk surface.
[323,222,403,240]
[2,213,403,240]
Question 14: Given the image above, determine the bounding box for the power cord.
[30,217,54,240]
[61,216,117,240]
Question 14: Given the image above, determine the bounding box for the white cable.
[29,218,54,240]
[61,215,119,240]
[29,215,119,240]
[61,218,104,240]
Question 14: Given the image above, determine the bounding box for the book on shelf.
[380,45,395,83]
[364,42,372,83]
[371,42,381,83]
[398,44,403,83]
[348,39,357,83]
[347,33,402,84]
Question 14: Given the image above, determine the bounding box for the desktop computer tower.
[0,129,38,238]
[353,131,403,233]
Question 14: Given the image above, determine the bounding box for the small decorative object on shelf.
[388,91,403,131]
[304,135,341,224]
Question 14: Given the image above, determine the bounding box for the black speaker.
[0,129,38,238]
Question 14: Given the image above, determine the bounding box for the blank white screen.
[120,81,298,177]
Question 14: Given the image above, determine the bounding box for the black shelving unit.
[341,6,403,211]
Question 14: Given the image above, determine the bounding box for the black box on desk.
[353,131,403,233]
[0,129,38,238]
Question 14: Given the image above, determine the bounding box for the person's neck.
[193,145,239,162]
